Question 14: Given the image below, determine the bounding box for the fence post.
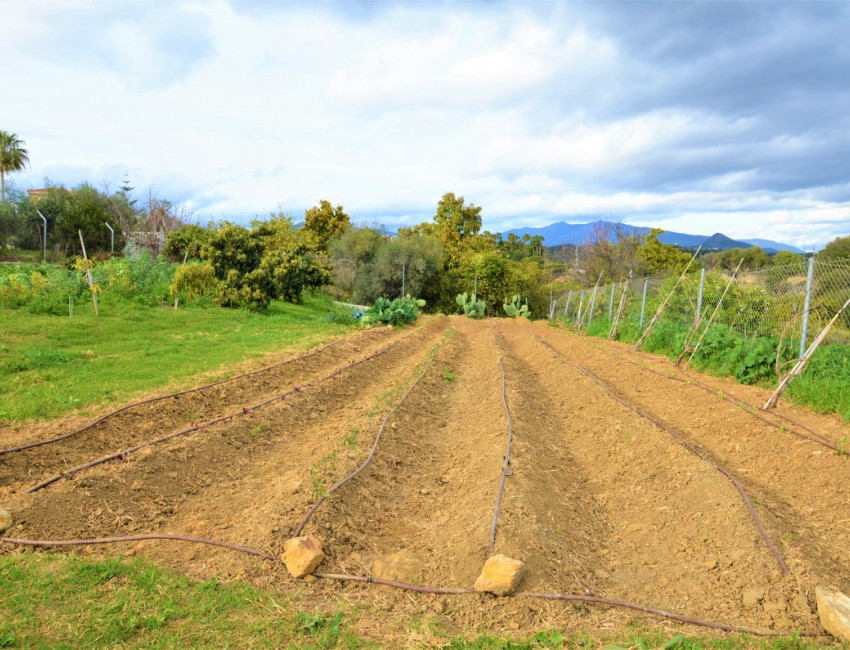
[608,282,616,321]
[800,255,815,359]
[564,290,573,318]
[639,279,649,329]
[577,290,586,323]
[696,267,706,325]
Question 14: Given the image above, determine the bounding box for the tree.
[820,235,850,260]
[637,228,691,275]
[579,222,640,284]
[303,200,350,252]
[0,131,29,203]
[772,250,805,266]
[433,192,482,264]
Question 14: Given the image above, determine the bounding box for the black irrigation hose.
[489,355,515,556]
[1,536,798,636]
[0,534,276,561]
[291,329,449,538]
[26,329,423,494]
[536,337,790,575]
[519,592,798,636]
[0,330,376,456]
[602,346,839,452]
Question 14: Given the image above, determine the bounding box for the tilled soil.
[2,317,849,644]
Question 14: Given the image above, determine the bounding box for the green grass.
[0,555,832,649]
[0,293,353,422]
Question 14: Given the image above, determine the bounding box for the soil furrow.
[0,326,405,489]
[2,318,450,575]
[499,322,816,632]
[538,326,850,602]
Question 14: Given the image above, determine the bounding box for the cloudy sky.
[4,1,850,248]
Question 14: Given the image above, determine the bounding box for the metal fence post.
[696,267,706,325]
[800,255,815,359]
[608,282,616,321]
[639,279,649,329]
[564,290,573,318]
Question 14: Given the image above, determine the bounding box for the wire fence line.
[551,258,850,354]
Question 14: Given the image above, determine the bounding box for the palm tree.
[0,130,30,202]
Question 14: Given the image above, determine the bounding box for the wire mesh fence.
[551,257,850,354]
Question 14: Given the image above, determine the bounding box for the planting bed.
[2,316,850,643]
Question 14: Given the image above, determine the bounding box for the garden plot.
[2,316,850,641]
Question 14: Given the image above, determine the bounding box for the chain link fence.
[551,257,850,354]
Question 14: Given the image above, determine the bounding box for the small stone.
[816,586,850,642]
[303,575,318,584]
[131,481,144,490]
[507,620,520,630]
[282,536,325,578]
[0,507,12,534]
[594,568,611,580]
[474,554,526,596]
[703,559,718,571]
[764,600,787,617]
[742,587,764,608]
[433,599,447,614]
[372,550,424,583]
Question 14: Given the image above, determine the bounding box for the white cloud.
[2,1,849,247]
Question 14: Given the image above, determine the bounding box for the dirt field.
[2,316,849,643]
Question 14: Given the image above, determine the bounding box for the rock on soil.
[816,586,850,642]
[474,554,526,596]
[282,536,325,578]
[372,550,425,583]
[0,507,11,534]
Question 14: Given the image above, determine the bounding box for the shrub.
[361,295,425,326]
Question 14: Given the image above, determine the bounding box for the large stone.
[372,550,424,583]
[0,507,11,534]
[282,536,325,578]
[816,586,850,642]
[474,554,526,596]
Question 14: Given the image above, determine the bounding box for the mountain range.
[502,220,803,254]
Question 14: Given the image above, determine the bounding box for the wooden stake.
[78,230,99,316]
[764,294,850,409]
[608,279,630,340]
[679,258,743,368]
[633,246,702,352]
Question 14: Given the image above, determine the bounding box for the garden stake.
[633,245,701,351]
[765,294,850,409]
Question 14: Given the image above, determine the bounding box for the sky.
[3,1,850,249]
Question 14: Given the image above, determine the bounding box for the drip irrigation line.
[489,354,515,556]
[536,337,790,575]
[0,330,382,457]
[311,572,803,637]
[292,328,449,538]
[26,328,425,494]
[605,347,837,452]
[519,592,795,637]
[0,534,276,561]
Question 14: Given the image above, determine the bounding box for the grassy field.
[0,554,825,650]
[0,294,353,423]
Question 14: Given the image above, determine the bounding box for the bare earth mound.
[2,316,849,644]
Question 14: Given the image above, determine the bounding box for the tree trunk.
[1,168,5,203]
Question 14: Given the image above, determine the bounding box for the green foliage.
[503,293,530,319]
[361,295,424,326]
[0,130,29,202]
[457,291,486,318]
[638,229,691,275]
[433,191,483,265]
[164,224,210,261]
[169,262,217,302]
[303,199,350,252]
[819,235,850,260]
